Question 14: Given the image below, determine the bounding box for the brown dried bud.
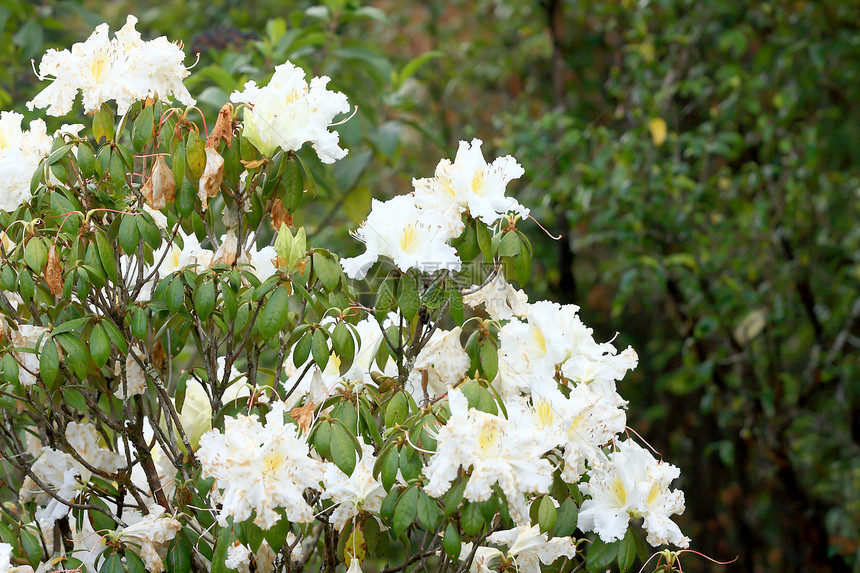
[206,103,234,148]
[198,147,225,211]
[271,198,293,231]
[44,244,63,296]
[142,155,176,209]
[290,401,317,433]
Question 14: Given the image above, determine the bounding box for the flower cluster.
[28,15,194,116]
[0,15,697,573]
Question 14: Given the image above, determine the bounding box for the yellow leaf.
[649,117,668,146]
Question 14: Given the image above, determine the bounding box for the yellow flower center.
[647,483,661,507]
[533,399,555,428]
[262,450,286,476]
[471,169,485,195]
[90,50,111,82]
[399,224,419,253]
[611,476,628,506]
[478,424,501,456]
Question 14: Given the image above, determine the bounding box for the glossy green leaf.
[392,486,418,536]
[329,421,356,475]
[194,279,216,322]
[39,338,60,389]
[259,285,289,339]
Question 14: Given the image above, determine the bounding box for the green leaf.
[380,446,399,491]
[398,51,445,86]
[513,251,531,286]
[40,338,60,389]
[165,532,192,573]
[46,143,74,166]
[384,391,409,428]
[118,214,140,254]
[553,498,578,537]
[132,104,155,152]
[167,275,185,313]
[57,333,90,379]
[109,150,126,187]
[99,553,123,573]
[312,328,330,370]
[586,537,618,571]
[461,501,484,536]
[89,323,111,368]
[313,252,340,291]
[537,495,557,534]
[101,318,129,354]
[17,270,35,301]
[617,529,638,573]
[331,322,355,371]
[417,490,441,530]
[194,279,216,322]
[125,549,147,573]
[186,132,206,180]
[392,486,419,536]
[88,497,117,532]
[443,522,461,560]
[77,144,96,178]
[263,516,293,552]
[1,353,19,386]
[137,213,162,250]
[211,525,237,573]
[259,285,289,340]
[397,276,419,321]
[441,479,467,516]
[24,237,47,272]
[92,105,115,143]
[221,282,237,319]
[311,419,332,459]
[497,231,521,257]
[329,421,356,475]
[479,338,498,381]
[282,156,304,211]
[95,231,118,283]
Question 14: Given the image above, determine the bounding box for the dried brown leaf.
[290,401,317,433]
[142,155,176,209]
[206,103,234,148]
[271,198,293,230]
[44,244,63,295]
[198,147,224,211]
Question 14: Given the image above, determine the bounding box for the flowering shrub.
[0,16,693,573]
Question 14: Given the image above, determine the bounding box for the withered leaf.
[198,147,224,211]
[45,244,63,296]
[206,103,235,148]
[290,401,317,433]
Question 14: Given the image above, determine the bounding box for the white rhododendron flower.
[423,387,556,524]
[117,505,182,573]
[486,524,578,573]
[410,327,470,398]
[458,543,503,572]
[28,15,194,116]
[0,111,52,213]
[322,442,385,531]
[578,440,689,548]
[116,348,147,399]
[231,61,350,162]
[413,138,528,226]
[463,274,529,321]
[8,324,50,387]
[341,195,461,280]
[0,543,11,573]
[21,422,124,526]
[197,401,325,529]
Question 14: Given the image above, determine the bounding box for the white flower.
[225,542,252,573]
[413,139,527,226]
[462,274,528,321]
[321,442,385,531]
[510,383,626,482]
[457,543,502,572]
[117,505,181,573]
[8,325,50,387]
[240,244,278,282]
[22,422,124,526]
[197,401,325,529]
[410,327,470,399]
[115,348,147,399]
[1,542,12,573]
[231,61,349,162]
[0,112,52,213]
[341,195,461,280]
[486,524,578,573]
[578,440,689,548]
[423,387,556,524]
[28,15,194,116]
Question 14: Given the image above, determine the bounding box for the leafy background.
[3,0,859,571]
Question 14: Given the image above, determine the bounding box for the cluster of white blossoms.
[341,139,528,280]
[423,387,557,524]
[28,15,194,116]
[579,440,690,548]
[230,61,350,161]
[0,112,52,213]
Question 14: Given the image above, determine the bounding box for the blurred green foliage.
[4,0,859,571]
